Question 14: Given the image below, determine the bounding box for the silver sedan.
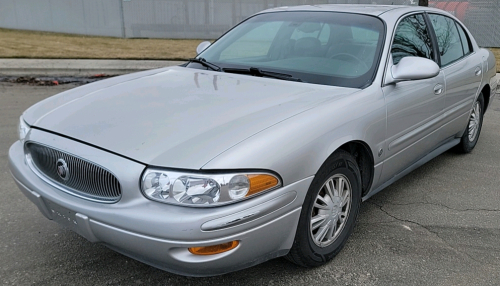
[9,4,497,276]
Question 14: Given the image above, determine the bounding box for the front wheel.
[286,150,361,267]
[455,94,484,153]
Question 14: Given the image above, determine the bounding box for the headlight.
[141,169,281,207]
[18,116,30,141]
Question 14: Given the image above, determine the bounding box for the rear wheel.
[456,94,484,153]
[286,150,361,267]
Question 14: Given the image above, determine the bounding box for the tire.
[455,93,484,153]
[286,150,361,267]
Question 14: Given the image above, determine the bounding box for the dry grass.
[1,28,499,72]
[0,28,201,60]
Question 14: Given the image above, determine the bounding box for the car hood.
[26,66,357,169]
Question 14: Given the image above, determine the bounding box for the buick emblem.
[56,159,69,181]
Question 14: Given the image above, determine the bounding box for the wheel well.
[481,85,491,113]
[338,141,374,197]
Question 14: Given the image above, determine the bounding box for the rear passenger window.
[391,14,434,65]
[456,23,472,55]
[428,14,464,66]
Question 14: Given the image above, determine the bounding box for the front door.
[380,13,446,184]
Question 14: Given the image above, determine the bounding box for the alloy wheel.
[468,100,482,142]
[310,174,352,247]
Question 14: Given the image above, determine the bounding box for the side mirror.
[385,56,440,85]
[196,41,211,55]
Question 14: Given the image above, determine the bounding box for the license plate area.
[44,200,78,231]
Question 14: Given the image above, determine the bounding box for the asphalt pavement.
[0,68,500,285]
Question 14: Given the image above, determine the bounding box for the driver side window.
[392,14,434,65]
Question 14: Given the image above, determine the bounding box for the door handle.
[434,84,443,95]
[475,67,482,76]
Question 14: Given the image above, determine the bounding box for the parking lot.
[1,81,499,285]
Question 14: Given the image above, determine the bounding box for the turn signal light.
[188,241,239,255]
[247,174,279,196]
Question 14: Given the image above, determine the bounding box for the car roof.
[258,4,435,17]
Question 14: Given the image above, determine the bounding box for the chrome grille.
[26,142,121,203]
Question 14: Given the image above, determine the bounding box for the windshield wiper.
[223,67,303,82]
[187,58,221,71]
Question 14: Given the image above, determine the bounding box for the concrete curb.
[0,59,185,77]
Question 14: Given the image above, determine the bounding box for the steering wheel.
[330,53,369,70]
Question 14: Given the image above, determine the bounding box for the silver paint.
[9,4,497,277]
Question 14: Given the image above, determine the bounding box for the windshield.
[192,11,385,88]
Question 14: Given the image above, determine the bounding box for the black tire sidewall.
[293,151,362,266]
[459,94,485,153]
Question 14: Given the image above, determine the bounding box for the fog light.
[188,241,239,255]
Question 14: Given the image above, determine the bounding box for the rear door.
[427,13,483,138]
[380,13,446,183]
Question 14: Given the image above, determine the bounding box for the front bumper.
[8,131,312,276]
